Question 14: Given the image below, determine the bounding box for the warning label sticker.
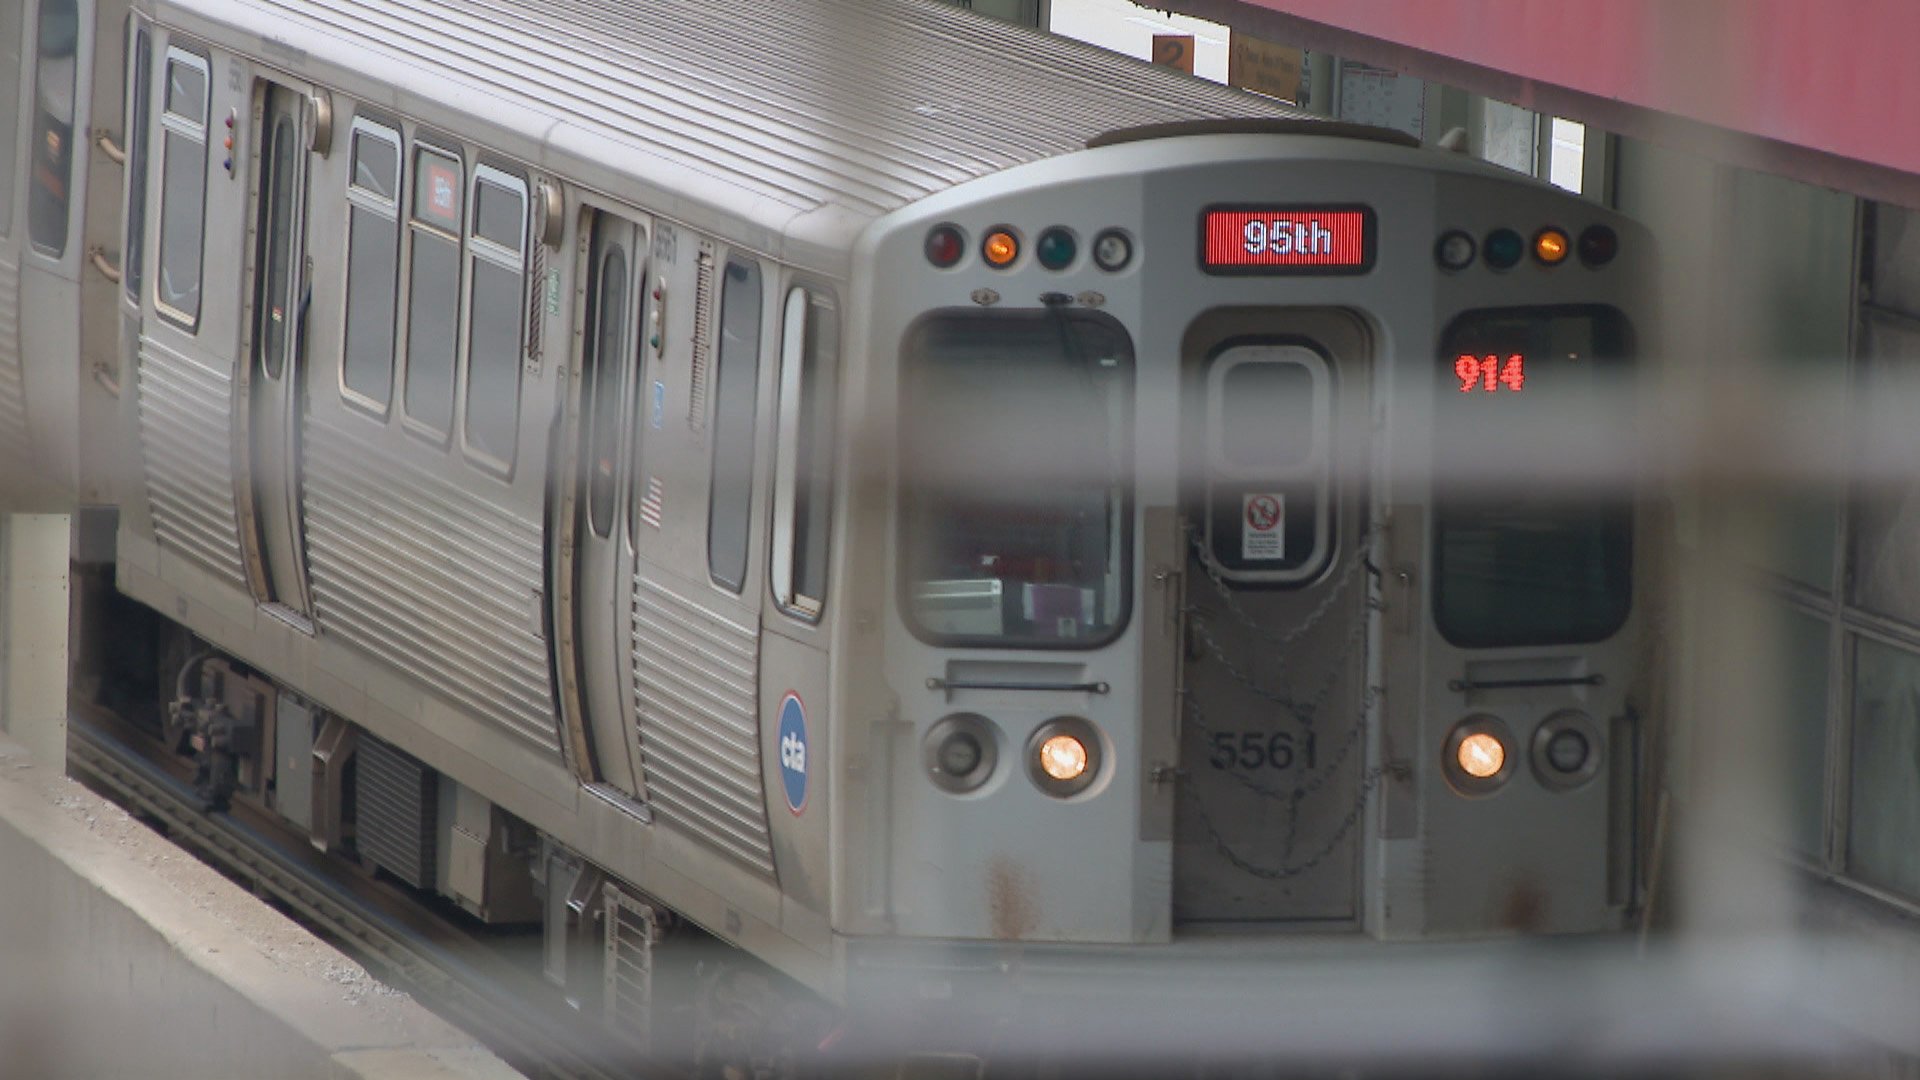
[1242,493,1285,560]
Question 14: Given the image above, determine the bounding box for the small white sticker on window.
[1242,493,1284,560]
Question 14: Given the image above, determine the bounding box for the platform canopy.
[1162,0,1920,206]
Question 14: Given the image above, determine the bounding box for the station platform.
[0,733,518,1080]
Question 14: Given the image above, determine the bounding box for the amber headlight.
[1028,716,1102,798]
[1443,715,1516,796]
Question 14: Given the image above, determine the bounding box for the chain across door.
[1173,310,1375,924]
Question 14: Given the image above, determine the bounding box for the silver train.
[9,0,1658,1057]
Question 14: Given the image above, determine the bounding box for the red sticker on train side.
[1201,208,1372,272]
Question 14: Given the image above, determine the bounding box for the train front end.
[833,125,1656,997]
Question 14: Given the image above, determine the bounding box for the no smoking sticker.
[1242,493,1284,560]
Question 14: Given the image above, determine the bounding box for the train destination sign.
[1201,206,1374,274]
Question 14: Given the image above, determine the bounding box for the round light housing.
[1457,732,1506,778]
[1036,227,1078,271]
[923,713,999,794]
[1578,224,1619,267]
[1484,228,1524,270]
[982,227,1020,268]
[1027,716,1102,797]
[1531,710,1603,791]
[1092,228,1133,272]
[1443,715,1516,795]
[1533,226,1571,266]
[925,224,965,269]
[1038,734,1087,781]
[1435,229,1476,271]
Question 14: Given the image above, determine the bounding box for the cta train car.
[58,0,1656,1060]
[1,0,135,508]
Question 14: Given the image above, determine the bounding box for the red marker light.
[925,224,964,269]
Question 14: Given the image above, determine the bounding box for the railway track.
[66,707,664,1080]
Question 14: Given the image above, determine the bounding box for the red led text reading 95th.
[1455,354,1525,393]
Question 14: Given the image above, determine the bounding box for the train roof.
[161,0,1316,267]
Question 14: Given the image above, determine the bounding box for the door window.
[582,239,628,539]
[28,0,79,257]
[122,22,152,302]
[1199,343,1335,585]
[253,113,298,380]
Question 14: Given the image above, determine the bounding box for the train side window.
[1432,306,1634,648]
[28,0,79,258]
[1200,344,1335,586]
[706,258,763,593]
[121,22,152,303]
[0,1,23,238]
[462,168,528,468]
[155,49,210,330]
[403,144,463,439]
[770,287,839,620]
[583,241,629,539]
[341,121,402,411]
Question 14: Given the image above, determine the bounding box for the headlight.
[1443,715,1516,795]
[924,713,998,794]
[1027,717,1102,798]
[1531,710,1603,790]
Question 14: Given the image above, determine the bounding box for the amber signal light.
[982,227,1020,269]
[1533,226,1571,266]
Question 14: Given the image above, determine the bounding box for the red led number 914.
[1456,354,1525,393]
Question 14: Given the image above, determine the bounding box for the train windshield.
[1433,306,1635,648]
[900,310,1134,647]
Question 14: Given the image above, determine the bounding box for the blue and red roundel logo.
[776,692,808,815]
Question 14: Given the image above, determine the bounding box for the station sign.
[1200,205,1374,274]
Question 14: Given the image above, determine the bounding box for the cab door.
[1173,308,1373,925]
[243,83,313,618]
[563,209,648,799]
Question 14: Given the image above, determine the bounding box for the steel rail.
[66,713,657,1080]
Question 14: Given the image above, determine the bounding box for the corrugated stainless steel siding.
[304,415,561,757]
[0,258,26,466]
[202,0,1308,222]
[135,336,250,591]
[632,570,775,878]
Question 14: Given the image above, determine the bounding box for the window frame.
[0,0,21,240]
[457,162,530,476]
[26,0,82,261]
[705,255,764,595]
[338,115,403,415]
[894,308,1138,651]
[398,139,465,445]
[769,285,840,623]
[1430,303,1637,650]
[119,17,152,306]
[153,45,211,332]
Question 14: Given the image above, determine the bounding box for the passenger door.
[1174,309,1373,924]
[559,208,649,799]
[243,83,313,619]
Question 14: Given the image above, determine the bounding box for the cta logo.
[776,692,808,815]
